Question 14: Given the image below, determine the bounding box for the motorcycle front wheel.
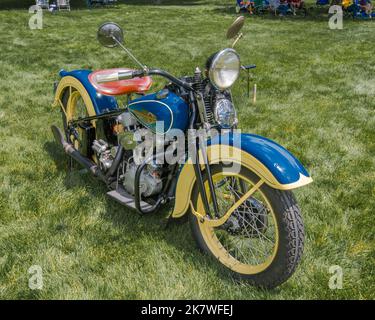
[189,163,304,289]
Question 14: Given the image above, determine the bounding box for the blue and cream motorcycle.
[51,17,312,288]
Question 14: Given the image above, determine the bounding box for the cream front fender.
[171,134,312,218]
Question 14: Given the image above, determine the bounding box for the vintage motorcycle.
[51,17,312,288]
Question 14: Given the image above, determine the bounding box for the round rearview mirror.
[97,22,124,48]
[226,16,245,39]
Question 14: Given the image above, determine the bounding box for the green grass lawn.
[0,1,374,299]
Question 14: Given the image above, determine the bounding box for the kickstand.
[162,204,179,230]
[68,156,74,172]
[163,216,172,230]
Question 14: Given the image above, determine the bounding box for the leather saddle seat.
[89,68,152,96]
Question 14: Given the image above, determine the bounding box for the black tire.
[189,164,304,289]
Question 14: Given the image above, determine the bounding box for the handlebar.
[148,69,193,91]
[95,68,194,91]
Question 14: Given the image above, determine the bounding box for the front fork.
[189,91,220,219]
[191,133,220,219]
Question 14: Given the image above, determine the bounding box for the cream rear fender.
[171,133,312,218]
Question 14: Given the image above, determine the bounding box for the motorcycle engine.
[117,110,163,198]
[92,139,116,171]
[123,161,163,197]
[91,110,165,198]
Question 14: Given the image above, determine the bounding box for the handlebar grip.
[95,70,135,84]
[118,70,137,80]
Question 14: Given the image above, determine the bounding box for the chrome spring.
[194,68,215,125]
[204,95,215,124]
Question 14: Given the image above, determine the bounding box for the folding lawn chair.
[288,0,307,15]
[57,0,71,11]
[268,0,281,14]
[36,0,49,9]
[253,0,269,14]
[236,0,252,13]
[353,0,375,17]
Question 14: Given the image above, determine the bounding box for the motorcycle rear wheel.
[189,163,304,289]
[60,86,97,157]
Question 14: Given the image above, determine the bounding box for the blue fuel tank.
[127,89,190,134]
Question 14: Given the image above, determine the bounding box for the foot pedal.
[107,188,153,211]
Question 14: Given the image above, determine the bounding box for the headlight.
[208,48,240,90]
[214,98,237,128]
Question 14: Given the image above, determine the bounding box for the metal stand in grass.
[242,65,257,104]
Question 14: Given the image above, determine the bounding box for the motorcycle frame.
[62,69,219,217]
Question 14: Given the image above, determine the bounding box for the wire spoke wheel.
[60,85,96,158]
[66,90,89,149]
[189,163,305,288]
[197,171,278,274]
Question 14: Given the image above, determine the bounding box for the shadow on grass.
[103,195,245,288]
[43,139,250,290]
[44,140,106,191]
[44,140,66,171]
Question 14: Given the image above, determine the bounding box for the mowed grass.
[0,2,374,299]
